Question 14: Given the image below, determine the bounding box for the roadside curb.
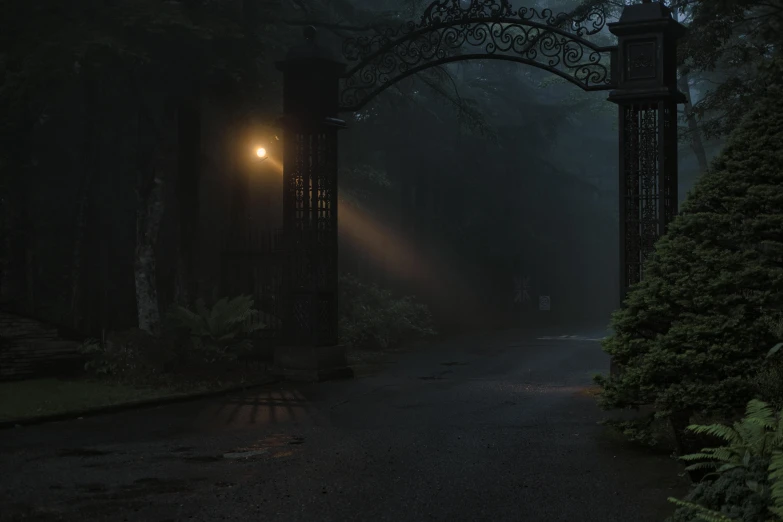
[0,377,280,430]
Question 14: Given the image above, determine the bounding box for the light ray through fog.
[263,158,478,313]
[337,201,483,321]
[338,201,437,283]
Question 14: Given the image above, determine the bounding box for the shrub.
[80,338,111,375]
[338,274,436,349]
[668,458,771,522]
[80,296,264,383]
[596,84,783,425]
[80,328,178,382]
[667,399,783,522]
[601,416,674,449]
[166,295,264,362]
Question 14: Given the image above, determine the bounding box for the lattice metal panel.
[622,103,662,288]
[661,103,678,228]
[315,131,338,292]
[282,125,340,345]
[290,132,313,291]
[292,133,307,232]
[292,294,312,338]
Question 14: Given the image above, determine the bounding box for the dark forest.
[1,0,782,520]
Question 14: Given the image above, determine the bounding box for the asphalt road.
[0,328,688,522]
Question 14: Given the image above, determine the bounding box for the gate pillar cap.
[616,1,673,23]
[276,26,346,72]
[609,1,687,38]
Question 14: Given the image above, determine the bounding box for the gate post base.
[271,345,354,382]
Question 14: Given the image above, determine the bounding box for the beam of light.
[263,156,284,175]
[337,201,476,303]
[263,163,480,312]
[338,202,435,283]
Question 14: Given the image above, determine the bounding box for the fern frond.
[746,399,777,429]
[169,305,208,336]
[769,451,783,516]
[680,451,724,461]
[167,295,261,355]
[667,497,734,522]
[683,460,721,471]
[211,295,256,333]
[696,448,743,464]
[715,462,741,474]
[688,423,742,444]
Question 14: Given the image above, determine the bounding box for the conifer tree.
[597,76,783,420]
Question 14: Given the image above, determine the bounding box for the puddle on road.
[223,449,270,459]
[181,454,223,462]
[221,433,306,461]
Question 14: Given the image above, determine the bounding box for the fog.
[0,0,718,338]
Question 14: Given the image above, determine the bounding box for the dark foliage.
[338,274,436,350]
[596,81,783,421]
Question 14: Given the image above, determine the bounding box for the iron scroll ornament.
[339,0,615,111]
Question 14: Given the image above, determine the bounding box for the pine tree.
[596,78,783,420]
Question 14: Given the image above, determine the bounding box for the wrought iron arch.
[272,0,686,381]
[339,0,616,112]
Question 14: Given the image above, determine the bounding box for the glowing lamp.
[256,147,267,159]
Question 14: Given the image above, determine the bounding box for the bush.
[667,399,783,522]
[596,84,783,424]
[166,295,264,362]
[80,328,179,382]
[81,295,263,383]
[339,274,436,349]
[669,458,771,522]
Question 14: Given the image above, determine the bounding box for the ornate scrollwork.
[339,0,614,111]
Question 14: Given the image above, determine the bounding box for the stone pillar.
[272,27,353,381]
[608,0,686,303]
[608,1,686,377]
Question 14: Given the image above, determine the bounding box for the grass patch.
[0,378,242,422]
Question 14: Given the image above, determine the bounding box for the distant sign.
[539,296,551,311]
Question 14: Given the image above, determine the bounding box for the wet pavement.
[0,328,688,521]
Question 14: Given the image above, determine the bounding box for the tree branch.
[282,19,382,32]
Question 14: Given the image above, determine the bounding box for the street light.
[256,147,268,160]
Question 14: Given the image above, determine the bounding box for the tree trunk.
[134,106,165,334]
[135,172,164,334]
[678,72,709,173]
